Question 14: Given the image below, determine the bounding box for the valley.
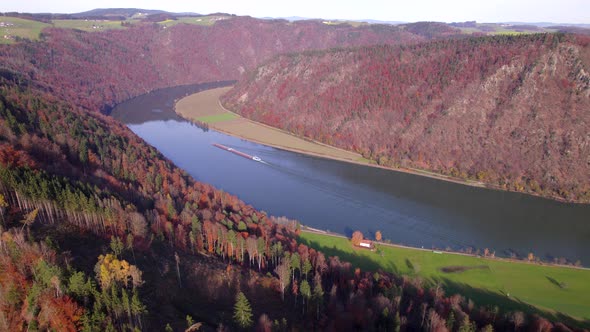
[113,83,590,327]
[0,7,589,331]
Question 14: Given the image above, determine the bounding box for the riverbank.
[175,87,364,163]
[299,229,590,326]
[302,227,587,269]
[174,88,526,193]
[174,87,589,204]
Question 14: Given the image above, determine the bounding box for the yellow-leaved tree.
[351,231,364,246]
[95,254,143,290]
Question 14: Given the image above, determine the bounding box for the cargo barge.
[213,143,262,162]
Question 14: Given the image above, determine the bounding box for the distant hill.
[0,8,202,21]
[0,16,443,112]
[265,16,406,25]
[549,26,590,35]
[71,8,172,18]
[401,21,462,38]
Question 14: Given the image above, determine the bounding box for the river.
[112,82,590,265]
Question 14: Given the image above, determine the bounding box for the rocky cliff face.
[222,34,590,202]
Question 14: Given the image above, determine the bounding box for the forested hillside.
[0,15,588,330]
[2,73,577,330]
[222,33,590,203]
[0,16,440,113]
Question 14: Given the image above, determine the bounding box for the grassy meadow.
[455,23,549,35]
[0,17,50,43]
[0,17,135,44]
[299,231,590,326]
[52,19,131,31]
[0,15,223,44]
[157,16,227,27]
[196,113,238,123]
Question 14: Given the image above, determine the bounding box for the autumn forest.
[0,9,589,332]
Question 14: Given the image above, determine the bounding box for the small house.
[358,240,375,250]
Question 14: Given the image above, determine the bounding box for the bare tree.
[256,313,272,332]
[246,237,258,267]
[275,260,291,301]
[375,230,382,242]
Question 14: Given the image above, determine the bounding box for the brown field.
[175,87,365,162]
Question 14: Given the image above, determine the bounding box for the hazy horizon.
[1,0,588,24]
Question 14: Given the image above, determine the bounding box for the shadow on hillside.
[433,277,590,329]
[298,237,400,275]
[298,234,589,329]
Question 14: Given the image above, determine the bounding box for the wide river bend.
[112,82,590,265]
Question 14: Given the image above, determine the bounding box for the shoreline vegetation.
[174,87,581,204]
[299,228,590,325]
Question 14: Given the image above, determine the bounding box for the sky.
[1,0,588,24]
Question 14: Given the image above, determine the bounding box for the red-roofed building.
[358,240,375,250]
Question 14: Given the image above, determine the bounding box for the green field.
[456,23,545,36]
[356,156,375,164]
[52,19,131,32]
[0,17,50,44]
[196,113,238,123]
[0,17,135,44]
[299,231,590,326]
[322,20,367,28]
[158,16,227,27]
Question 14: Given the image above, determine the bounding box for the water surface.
[112,83,590,265]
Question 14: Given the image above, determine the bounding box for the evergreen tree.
[0,193,8,225]
[446,310,455,331]
[300,280,311,314]
[458,315,474,332]
[130,289,146,329]
[233,292,253,329]
[394,311,401,332]
[237,221,247,231]
[481,324,494,332]
[312,275,324,320]
[109,236,124,258]
[302,259,312,280]
[79,138,88,164]
[186,315,194,328]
